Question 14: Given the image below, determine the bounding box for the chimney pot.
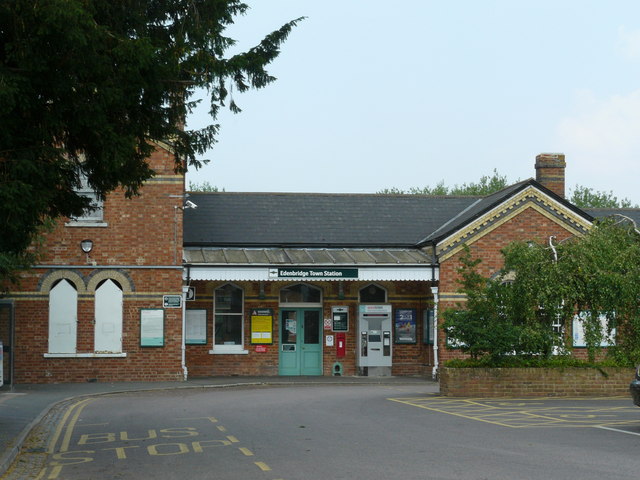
[535,153,566,198]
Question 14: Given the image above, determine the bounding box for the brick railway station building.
[1,149,638,384]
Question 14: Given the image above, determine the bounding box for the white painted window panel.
[95,279,123,353]
[48,280,77,353]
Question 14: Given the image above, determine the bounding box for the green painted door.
[279,309,322,376]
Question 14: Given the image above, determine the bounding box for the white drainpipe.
[431,286,439,380]
[181,284,189,381]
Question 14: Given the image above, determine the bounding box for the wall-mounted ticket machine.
[357,304,392,376]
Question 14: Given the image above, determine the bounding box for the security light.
[80,239,93,253]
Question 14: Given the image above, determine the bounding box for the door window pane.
[281,311,297,344]
[304,311,320,345]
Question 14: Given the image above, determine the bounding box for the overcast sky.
[186,1,640,205]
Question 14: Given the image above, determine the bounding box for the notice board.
[250,308,273,344]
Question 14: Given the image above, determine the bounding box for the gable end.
[435,186,592,262]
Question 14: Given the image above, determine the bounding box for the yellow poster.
[250,309,273,344]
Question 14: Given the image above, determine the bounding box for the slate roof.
[183,181,633,250]
[183,192,479,248]
[585,208,640,227]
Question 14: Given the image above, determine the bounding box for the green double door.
[279,309,322,376]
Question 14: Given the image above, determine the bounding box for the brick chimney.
[535,153,566,198]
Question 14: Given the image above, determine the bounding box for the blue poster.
[395,308,417,344]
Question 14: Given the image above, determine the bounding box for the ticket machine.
[357,305,392,376]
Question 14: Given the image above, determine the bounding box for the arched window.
[359,283,387,303]
[48,279,77,353]
[214,284,244,352]
[279,283,322,306]
[95,279,123,353]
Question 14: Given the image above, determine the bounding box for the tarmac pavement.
[0,375,434,477]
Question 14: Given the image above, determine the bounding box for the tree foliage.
[380,172,639,210]
[0,0,302,281]
[188,180,223,192]
[378,169,510,196]
[569,185,637,208]
[442,218,640,365]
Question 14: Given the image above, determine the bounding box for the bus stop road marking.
[389,396,640,429]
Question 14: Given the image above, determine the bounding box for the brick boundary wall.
[440,367,635,397]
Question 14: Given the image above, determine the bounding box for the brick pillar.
[535,153,566,198]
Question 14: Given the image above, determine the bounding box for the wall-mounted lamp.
[80,239,93,253]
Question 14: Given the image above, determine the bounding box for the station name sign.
[269,268,358,279]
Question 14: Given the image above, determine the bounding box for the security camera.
[184,200,198,209]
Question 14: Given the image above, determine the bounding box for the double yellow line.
[34,397,98,480]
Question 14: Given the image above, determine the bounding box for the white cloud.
[557,89,640,172]
[616,26,640,61]
[555,89,640,202]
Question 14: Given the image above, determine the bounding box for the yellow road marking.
[48,398,97,454]
[254,461,271,471]
[389,398,518,427]
[60,399,97,452]
[34,468,47,480]
[226,435,239,443]
[47,465,63,479]
[239,447,254,456]
[177,416,218,423]
[217,425,227,432]
[389,396,640,429]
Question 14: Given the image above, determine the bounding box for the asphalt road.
[4,384,640,480]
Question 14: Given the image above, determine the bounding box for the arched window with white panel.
[48,279,78,353]
[95,279,123,353]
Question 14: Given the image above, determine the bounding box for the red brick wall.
[185,280,435,377]
[8,144,186,383]
[437,208,576,364]
[440,367,634,397]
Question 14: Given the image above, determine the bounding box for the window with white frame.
[213,284,244,352]
[48,279,78,353]
[73,172,104,222]
[572,312,616,347]
[94,279,123,353]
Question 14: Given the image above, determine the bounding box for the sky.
[186,0,640,205]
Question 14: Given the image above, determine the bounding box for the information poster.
[394,308,417,344]
[251,308,273,344]
[186,309,207,345]
[140,309,164,347]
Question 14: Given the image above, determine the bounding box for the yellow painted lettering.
[191,440,232,452]
[159,427,199,438]
[51,451,94,465]
[147,443,189,456]
[77,433,116,445]
[103,446,140,459]
[120,430,157,441]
